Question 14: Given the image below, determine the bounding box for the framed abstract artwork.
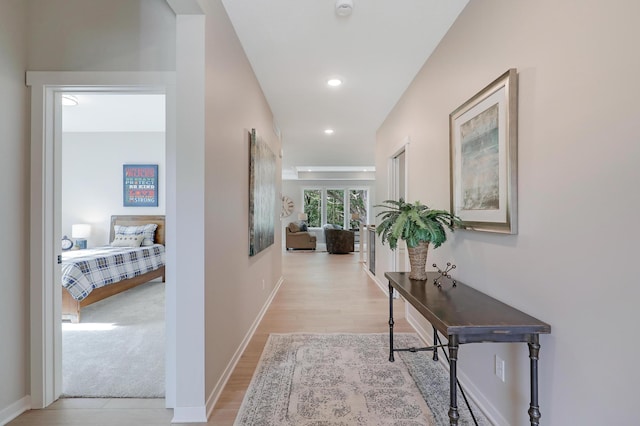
[450,69,518,234]
[123,164,158,207]
[249,129,276,256]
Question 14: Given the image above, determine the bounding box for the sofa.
[323,224,355,254]
[286,221,317,250]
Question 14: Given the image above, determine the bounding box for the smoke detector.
[335,0,353,17]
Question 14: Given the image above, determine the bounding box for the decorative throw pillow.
[295,220,308,231]
[288,222,301,233]
[111,234,144,247]
[113,223,158,246]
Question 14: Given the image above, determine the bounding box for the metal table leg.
[528,335,541,425]
[388,282,395,362]
[432,326,439,361]
[448,335,460,425]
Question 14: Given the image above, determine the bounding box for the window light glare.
[327,78,342,87]
[62,322,116,331]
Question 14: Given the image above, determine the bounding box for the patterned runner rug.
[234,333,488,425]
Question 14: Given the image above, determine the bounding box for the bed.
[61,215,166,323]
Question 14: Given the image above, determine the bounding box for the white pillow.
[113,223,158,246]
[111,234,144,247]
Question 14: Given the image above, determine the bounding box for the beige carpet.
[234,333,488,425]
[61,280,164,398]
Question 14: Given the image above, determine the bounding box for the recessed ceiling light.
[327,78,342,87]
[324,129,335,135]
[335,0,353,17]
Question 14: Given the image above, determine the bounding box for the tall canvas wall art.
[249,128,276,256]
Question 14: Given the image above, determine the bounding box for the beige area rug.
[234,333,488,425]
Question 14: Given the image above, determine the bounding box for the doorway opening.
[26,72,179,410]
[59,92,167,398]
[390,146,408,272]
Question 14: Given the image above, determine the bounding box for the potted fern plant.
[376,198,461,280]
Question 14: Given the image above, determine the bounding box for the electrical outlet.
[495,355,505,382]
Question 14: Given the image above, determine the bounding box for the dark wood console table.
[385,271,551,425]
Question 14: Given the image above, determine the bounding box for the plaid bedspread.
[61,244,166,301]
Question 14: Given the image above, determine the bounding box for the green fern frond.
[375,198,460,251]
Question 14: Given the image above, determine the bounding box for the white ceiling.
[62,93,165,133]
[61,1,469,178]
[221,0,469,176]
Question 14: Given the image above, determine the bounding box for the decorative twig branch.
[433,262,457,288]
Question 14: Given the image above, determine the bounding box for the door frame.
[26,71,176,408]
[388,137,411,272]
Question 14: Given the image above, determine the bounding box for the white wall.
[22,0,182,417]
[62,132,166,247]
[376,1,640,424]
[0,1,30,422]
[21,0,276,419]
[27,0,176,72]
[200,0,283,414]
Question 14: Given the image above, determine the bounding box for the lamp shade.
[298,213,308,221]
[71,224,91,239]
[351,213,360,221]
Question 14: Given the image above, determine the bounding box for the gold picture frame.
[450,69,518,234]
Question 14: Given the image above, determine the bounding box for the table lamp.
[351,213,360,229]
[71,224,91,249]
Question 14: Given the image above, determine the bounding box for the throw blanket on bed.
[61,245,166,301]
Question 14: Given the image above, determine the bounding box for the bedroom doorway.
[21,6,208,420]
[59,93,167,398]
[28,15,207,416]
[25,71,183,410]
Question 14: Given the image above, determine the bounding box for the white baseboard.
[171,405,207,424]
[362,265,386,293]
[203,276,285,421]
[363,266,399,300]
[0,395,30,426]
[405,308,508,426]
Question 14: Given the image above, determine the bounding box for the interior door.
[53,91,64,399]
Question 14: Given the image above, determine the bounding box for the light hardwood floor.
[9,251,412,426]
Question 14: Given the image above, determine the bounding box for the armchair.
[323,224,355,254]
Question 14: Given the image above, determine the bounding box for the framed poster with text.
[123,164,158,207]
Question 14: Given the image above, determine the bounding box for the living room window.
[326,189,345,227]
[303,189,322,227]
[303,187,369,229]
[349,189,367,229]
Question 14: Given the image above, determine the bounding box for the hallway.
[10,251,412,425]
[210,251,413,424]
